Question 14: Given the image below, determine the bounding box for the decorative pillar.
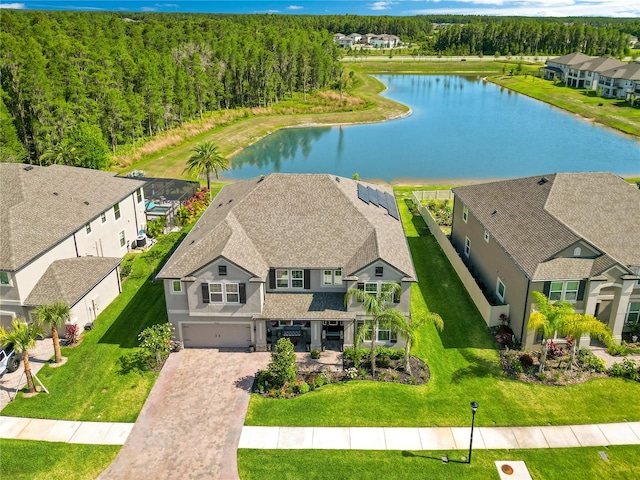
[609,278,636,343]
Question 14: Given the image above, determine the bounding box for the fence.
[412,191,509,327]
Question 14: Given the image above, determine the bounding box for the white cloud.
[0,3,25,8]
[287,5,304,10]
[155,3,178,7]
[141,6,157,11]
[370,1,396,10]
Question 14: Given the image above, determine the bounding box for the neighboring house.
[363,33,377,44]
[335,35,354,48]
[541,52,593,81]
[370,34,401,48]
[348,33,362,43]
[565,57,625,90]
[450,173,640,347]
[0,163,147,331]
[598,62,640,100]
[157,174,416,351]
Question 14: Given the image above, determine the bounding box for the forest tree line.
[0,11,637,166]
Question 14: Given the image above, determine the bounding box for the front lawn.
[238,446,640,480]
[244,191,640,427]
[0,439,120,480]
[1,231,185,422]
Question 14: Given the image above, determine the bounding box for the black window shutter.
[542,282,550,297]
[393,283,401,304]
[239,283,246,304]
[201,283,210,303]
[577,280,586,301]
[269,269,276,289]
[304,269,310,289]
[357,282,364,290]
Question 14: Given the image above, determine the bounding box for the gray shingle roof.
[453,173,640,280]
[24,257,121,307]
[158,174,416,281]
[0,163,146,271]
[548,52,593,66]
[257,293,354,320]
[573,57,625,73]
[599,62,640,81]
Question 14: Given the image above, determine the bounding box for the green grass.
[244,193,640,428]
[0,439,120,480]
[347,59,540,76]
[238,446,640,480]
[1,231,186,422]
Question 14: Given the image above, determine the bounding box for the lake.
[227,75,640,182]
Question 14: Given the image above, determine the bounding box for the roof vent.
[537,177,549,186]
[491,210,498,216]
[24,165,34,171]
[84,201,90,205]
[257,175,265,183]
[228,199,233,203]
[218,203,223,207]
[335,176,340,182]
[53,192,59,196]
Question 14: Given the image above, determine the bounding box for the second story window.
[85,222,92,235]
[549,281,580,302]
[375,266,383,277]
[0,272,10,285]
[276,269,303,289]
[114,203,121,221]
[463,206,469,223]
[136,188,143,203]
[323,269,342,285]
[209,283,240,303]
[101,212,107,223]
[218,265,227,276]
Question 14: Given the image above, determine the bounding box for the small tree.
[404,312,443,375]
[185,141,228,197]
[266,337,297,389]
[0,319,44,393]
[562,314,612,369]
[138,323,175,370]
[35,301,70,364]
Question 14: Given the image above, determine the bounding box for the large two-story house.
[450,173,640,347]
[0,163,147,331]
[599,62,640,100]
[157,174,416,351]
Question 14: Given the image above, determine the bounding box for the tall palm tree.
[404,311,444,375]
[39,142,79,166]
[0,319,44,393]
[562,313,612,369]
[185,141,228,196]
[528,291,574,374]
[35,301,70,364]
[345,283,411,377]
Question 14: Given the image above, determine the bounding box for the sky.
[1,0,639,17]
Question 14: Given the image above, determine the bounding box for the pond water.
[227,75,640,182]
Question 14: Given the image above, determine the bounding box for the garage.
[181,322,252,348]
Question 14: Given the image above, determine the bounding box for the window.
[0,272,10,285]
[365,283,378,294]
[361,321,398,343]
[118,230,126,248]
[323,269,342,286]
[276,269,303,289]
[218,265,227,276]
[209,283,239,303]
[171,280,183,294]
[573,247,582,256]
[136,188,143,203]
[496,278,506,302]
[101,212,107,223]
[375,266,383,277]
[626,302,640,325]
[484,230,490,243]
[364,282,397,302]
[464,237,471,257]
[85,222,92,235]
[463,206,469,223]
[549,281,580,302]
[114,203,121,221]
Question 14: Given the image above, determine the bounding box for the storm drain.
[495,461,533,480]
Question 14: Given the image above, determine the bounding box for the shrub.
[519,353,534,368]
[546,340,565,359]
[138,323,175,370]
[120,263,132,279]
[578,349,606,373]
[310,349,320,359]
[146,218,166,238]
[266,338,297,389]
[176,188,211,226]
[512,359,524,373]
[344,367,358,379]
[609,359,640,381]
[65,324,79,345]
[297,382,310,394]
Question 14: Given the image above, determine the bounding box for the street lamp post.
[468,401,479,464]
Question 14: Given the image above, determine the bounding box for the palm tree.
[404,311,444,375]
[345,283,411,377]
[528,291,574,374]
[0,319,44,393]
[35,301,70,364]
[562,313,612,369]
[185,141,229,196]
[39,142,79,166]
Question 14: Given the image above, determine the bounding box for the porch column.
[579,280,603,348]
[609,278,636,343]
[310,321,322,351]
[255,320,267,351]
[343,319,356,349]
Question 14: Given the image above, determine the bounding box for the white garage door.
[182,323,252,348]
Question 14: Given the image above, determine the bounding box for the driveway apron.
[99,349,269,480]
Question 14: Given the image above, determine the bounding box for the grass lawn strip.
[243,191,640,428]
[0,439,120,480]
[238,446,640,480]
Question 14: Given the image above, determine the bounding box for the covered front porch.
[253,292,356,352]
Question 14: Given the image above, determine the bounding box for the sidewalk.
[239,422,640,451]
[0,416,132,444]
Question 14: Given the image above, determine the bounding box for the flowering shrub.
[546,340,565,359]
[176,188,211,226]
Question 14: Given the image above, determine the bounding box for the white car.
[0,343,20,378]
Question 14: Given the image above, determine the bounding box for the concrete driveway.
[99,349,269,480]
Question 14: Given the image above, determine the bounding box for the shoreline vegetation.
[115,58,639,182]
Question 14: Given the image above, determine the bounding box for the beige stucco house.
[0,163,147,332]
[451,173,640,348]
[157,174,416,351]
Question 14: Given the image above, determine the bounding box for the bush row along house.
[157,174,416,351]
[541,52,640,101]
[450,172,640,348]
[0,163,147,332]
[333,32,401,49]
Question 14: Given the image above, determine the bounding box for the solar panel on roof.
[357,183,369,204]
[385,192,400,220]
[376,189,388,210]
[367,186,379,206]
